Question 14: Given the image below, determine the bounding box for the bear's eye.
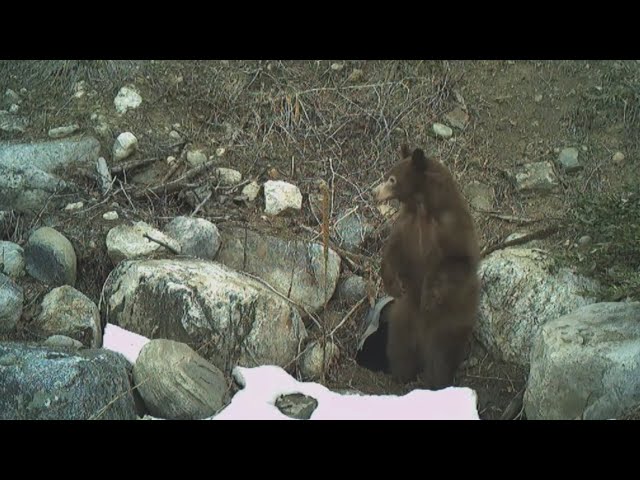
[388,176,396,185]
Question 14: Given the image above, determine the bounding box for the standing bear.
[372,144,481,390]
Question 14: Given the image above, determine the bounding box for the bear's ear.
[411,148,428,172]
[400,144,412,159]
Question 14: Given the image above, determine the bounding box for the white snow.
[102,323,150,364]
[102,324,480,420]
[211,365,479,420]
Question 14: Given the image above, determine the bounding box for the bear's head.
[373,145,430,203]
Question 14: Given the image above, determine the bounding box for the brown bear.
[372,144,481,390]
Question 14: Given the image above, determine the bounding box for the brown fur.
[372,145,481,390]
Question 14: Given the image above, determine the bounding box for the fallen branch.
[143,233,181,255]
[132,160,218,199]
[480,225,560,258]
[329,296,367,337]
[488,213,540,224]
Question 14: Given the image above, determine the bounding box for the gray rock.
[242,181,261,202]
[48,124,80,139]
[113,132,138,162]
[0,342,137,420]
[444,107,469,130]
[106,221,181,264]
[102,258,307,371]
[432,123,453,138]
[186,150,208,168]
[263,180,302,215]
[0,112,28,133]
[463,181,494,211]
[96,157,112,196]
[299,341,340,381]
[163,216,221,260]
[0,241,25,278]
[556,147,582,173]
[477,248,600,366]
[103,211,119,221]
[114,86,142,115]
[133,339,228,420]
[3,89,22,107]
[511,161,559,193]
[24,227,77,287]
[217,227,341,313]
[44,335,83,349]
[336,275,368,303]
[276,393,318,419]
[524,302,640,420]
[0,164,69,214]
[35,286,102,348]
[214,168,242,186]
[335,210,373,251]
[0,273,23,334]
[612,152,625,164]
[0,136,100,174]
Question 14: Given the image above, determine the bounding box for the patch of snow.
[102,323,150,364]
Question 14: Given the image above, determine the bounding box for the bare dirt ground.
[2,60,639,420]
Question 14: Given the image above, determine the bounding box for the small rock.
[432,123,453,138]
[106,221,181,264]
[24,227,77,287]
[263,180,303,216]
[103,211,119,221]
[0,111,29,133]
[0,241,25,279]
[534,94,543,103]
[133,339,229,420]
[347,69,364,83]
[578,235,592,246]
[113,132,138,162]
[169,130,182,140]
[214,167,242,186]
[96,157,112,196]
[64,202,84,211]
[511,161,559,193]
[9,104,19,114]
[48,124,80,139]
[336,275,368,303]
[4,89,22,107]
[612,152,625,164]
[35,286,102,348]
[335,210,374,251]
[0,273,23,333]
[276,393,318,420]
[44,335,84,349]
[186,150,208,168]
[242,181,261,202]
[556,147,582,173]
[463,181,494,211]
[444,107,469,130]
[163,216,221,260]
[216,147,226,157]
[299,341,340,381]
[331,63,344,71]
[114,86,142,115]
